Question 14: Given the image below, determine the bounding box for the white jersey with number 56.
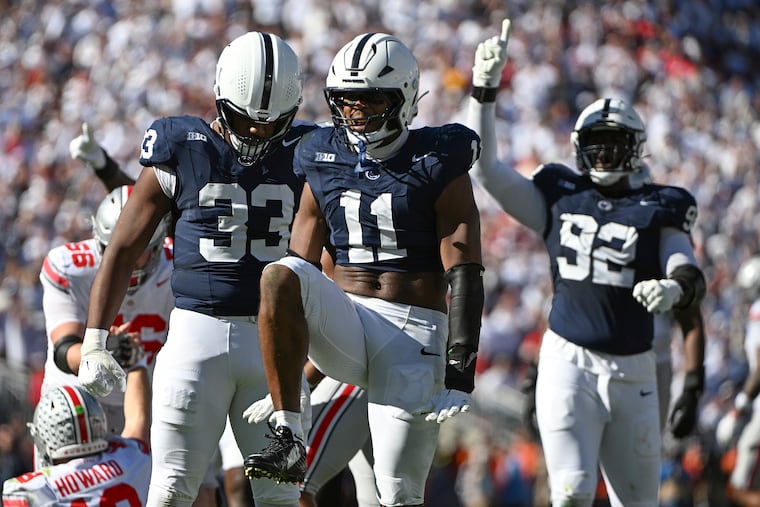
[40,237,174,409]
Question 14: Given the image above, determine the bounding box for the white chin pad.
[590,170,627,186]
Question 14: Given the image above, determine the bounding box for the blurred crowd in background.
[2,0,760,505]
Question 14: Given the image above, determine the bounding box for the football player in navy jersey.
[466,21,706,507]
[244,33,484,507]
[76,31,314,507]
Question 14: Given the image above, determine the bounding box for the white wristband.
[735,391,750,412]
[83,328,109,349]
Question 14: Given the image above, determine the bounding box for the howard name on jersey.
[2,437,150,506]
[40,238,174,405]
[533,163,697,355]
[294,123,481,272]
[139,116,317,316]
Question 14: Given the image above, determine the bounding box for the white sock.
[272,410,303,441]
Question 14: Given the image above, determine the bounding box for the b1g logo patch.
[315,152,336,162]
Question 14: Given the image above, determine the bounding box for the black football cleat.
[244,424,306,484]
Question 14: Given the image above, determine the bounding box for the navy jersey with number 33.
[139,115,316,316]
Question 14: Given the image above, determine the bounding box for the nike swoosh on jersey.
[639,389,654,396]
[420,347,440,356]
[282,137,302,147]
[156,277,171,287]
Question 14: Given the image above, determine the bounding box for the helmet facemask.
[576,127,639,186]
[325,88,406,153]
[216,98,298,166]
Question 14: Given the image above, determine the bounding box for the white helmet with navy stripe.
[214,31,302,166]
[29,385,108,466]
[572,97,646,187]
[324,32,420,159]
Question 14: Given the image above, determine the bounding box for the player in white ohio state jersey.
[2,369,152,507]
[39,185,173,435]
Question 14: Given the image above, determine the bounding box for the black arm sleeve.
[444,263,485,392]
[669,264,706,309]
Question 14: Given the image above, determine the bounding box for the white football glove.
[69,122,106,170]
[243,375,311,429]
[716,392,751,448]
[425,389,471,424]
[78,328,126,397]
[472,18,511,88]
[632,279,683,314]
[715,409,746,448]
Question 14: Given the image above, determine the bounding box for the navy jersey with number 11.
[294,124,481,273]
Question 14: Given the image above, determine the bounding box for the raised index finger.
[500,18,511,43]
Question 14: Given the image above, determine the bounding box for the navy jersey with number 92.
[534,163,698,355]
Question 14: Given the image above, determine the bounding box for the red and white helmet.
[92,185,168,293]
[29,385,108,466]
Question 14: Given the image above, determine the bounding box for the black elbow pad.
[53,334,83,374]
[669,264,706,309]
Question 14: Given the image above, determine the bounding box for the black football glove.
[105,332,143,369]
[521,362,540,440]
[669,367,704,438]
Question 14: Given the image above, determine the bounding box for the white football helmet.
[324,33,420,159]
[29,385,108,466]
[93,185,168,294]
[738,256,760,301]
[214,31,302,166]
[571,98,646,186]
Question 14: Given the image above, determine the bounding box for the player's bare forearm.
[88,168,171,329]
[289,183,329,264]
[672,305,705,372]
[436,174,483,270]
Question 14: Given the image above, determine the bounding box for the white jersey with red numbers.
[2,437,151,506]
[39,238,174,411]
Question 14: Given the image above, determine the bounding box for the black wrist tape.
[471,87,498,103]
[683,366,705,394]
